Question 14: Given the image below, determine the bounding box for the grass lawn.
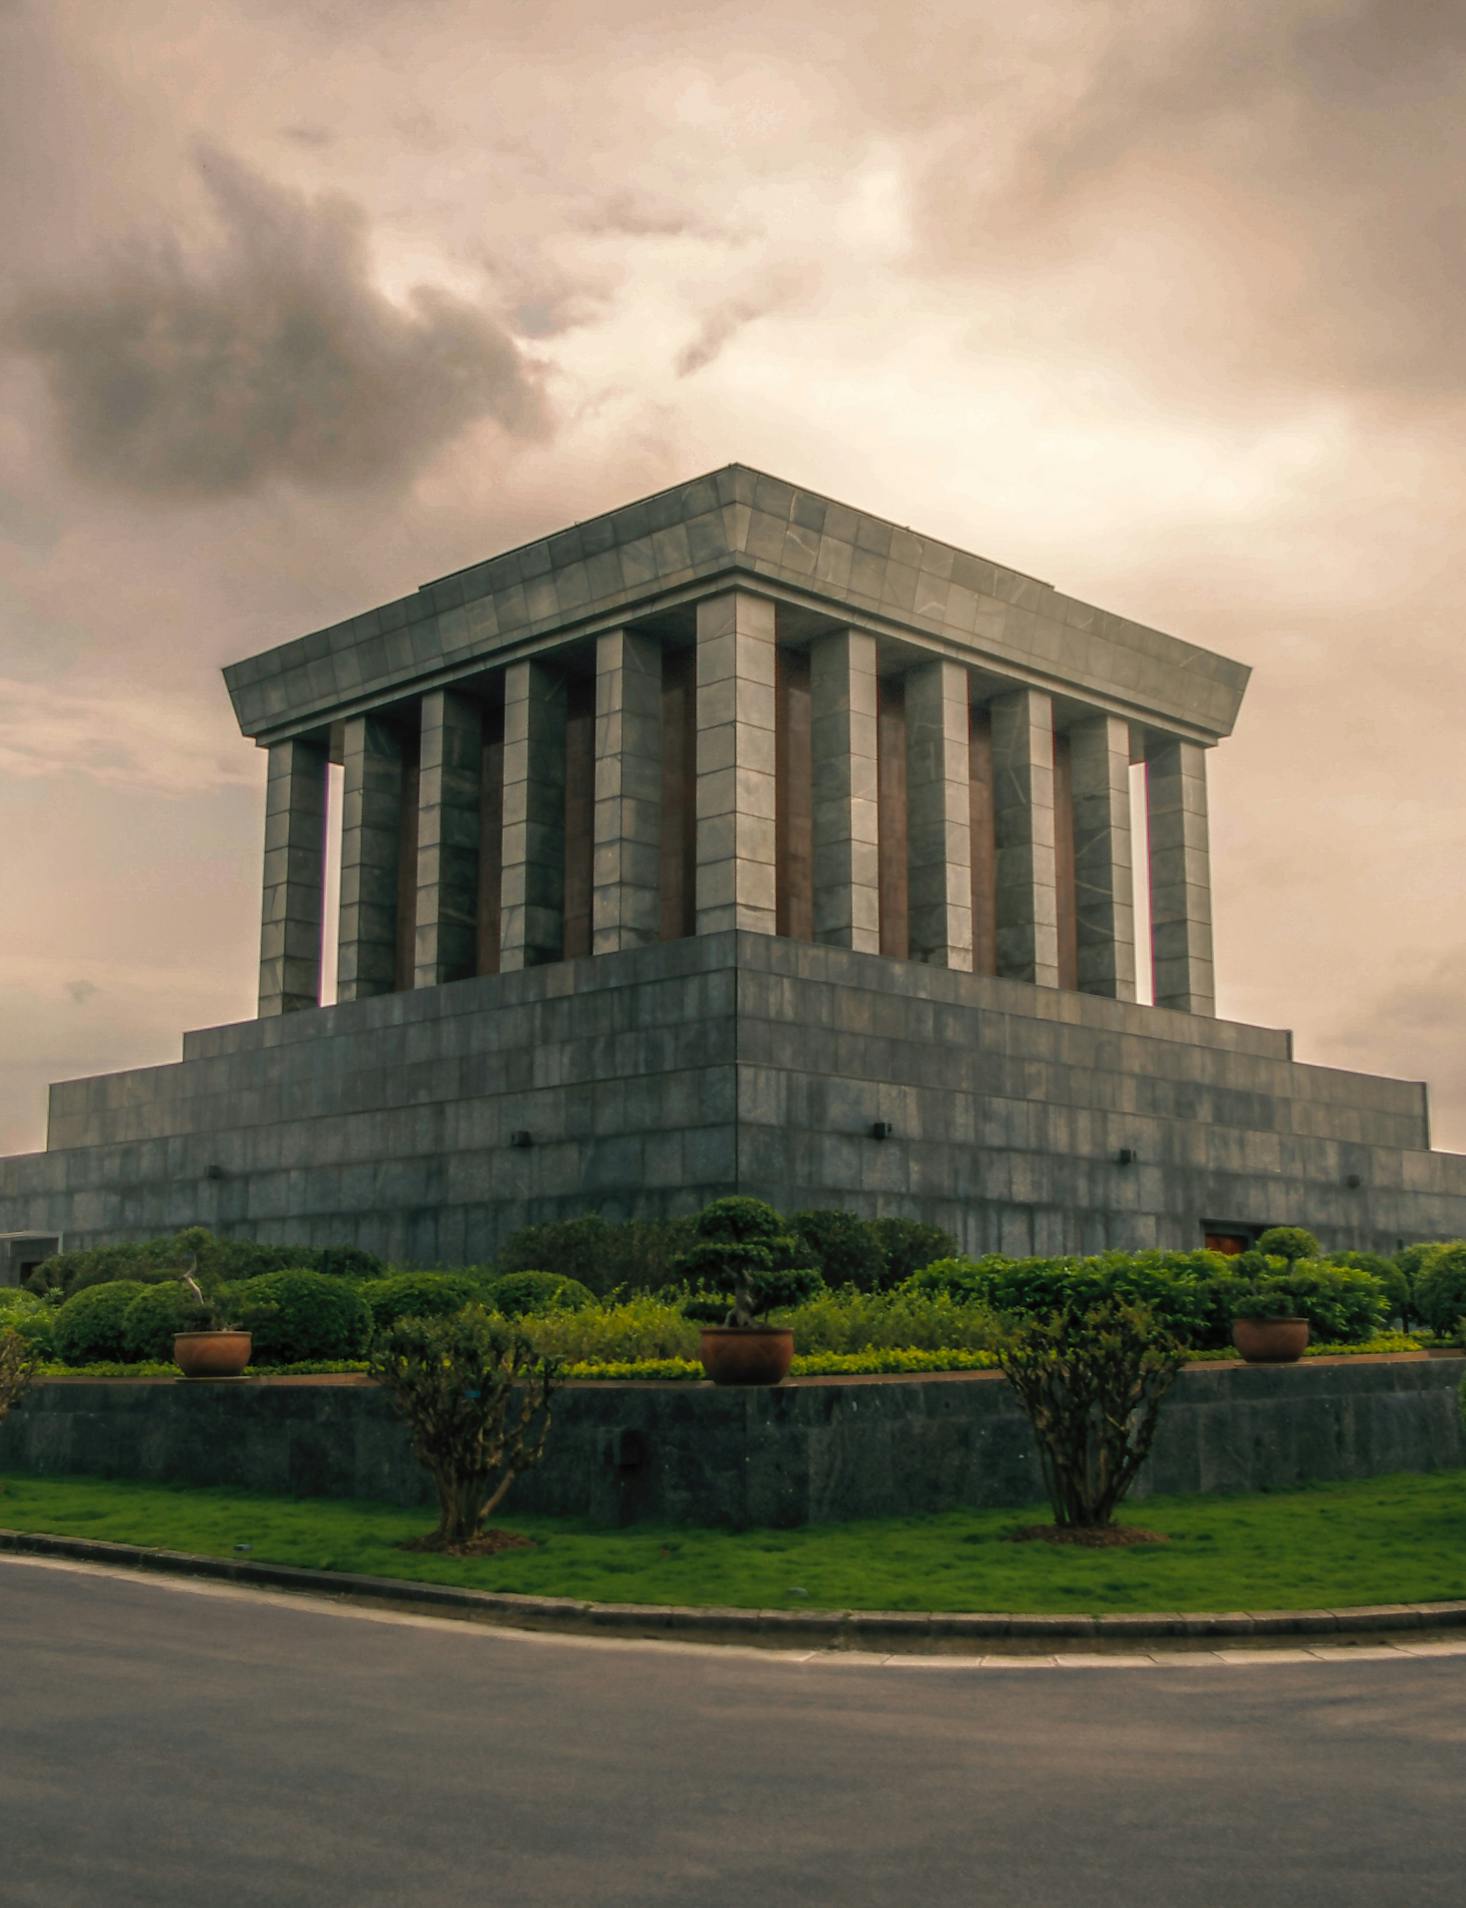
[2,1471,1465,1614]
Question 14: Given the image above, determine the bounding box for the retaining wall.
[2,1357,1461,1528]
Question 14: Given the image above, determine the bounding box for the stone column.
[695,590,777,936]
[414,689,484,988]
[990,687,1060,987]
[258,737,327,1017]
[1148,739,1215,1015]
[499,658,567,970]
[1069,713,1137,1001]
[904,659,973,969]
[809,630,880,954]
[593,629,663,954]
[337,714,406,1002]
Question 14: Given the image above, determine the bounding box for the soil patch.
[396,1529,539,1558]
[1004,1523,1169,1548]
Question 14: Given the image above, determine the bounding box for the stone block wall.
[2,1359,1461,1528]
[1,933,1464,1263]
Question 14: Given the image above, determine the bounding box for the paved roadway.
[3,1557,1465,1907]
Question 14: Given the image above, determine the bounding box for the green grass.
[2,1470,1464,1613]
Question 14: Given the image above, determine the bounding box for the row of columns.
[257,589,1215,1020]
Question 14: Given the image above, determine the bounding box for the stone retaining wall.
[2,1357,1461,1528]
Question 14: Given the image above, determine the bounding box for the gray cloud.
[675,275,799,378]
[909,0,1466,409]
[6,147,551,499]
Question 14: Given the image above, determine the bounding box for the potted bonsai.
[678,1197,822,1386]
[173,1270,253,1379]
[1230,1284,1310,1364]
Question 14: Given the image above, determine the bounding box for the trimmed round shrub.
[229,1271,372,1365]
[121,1283,210,1364]
[788,1210,885,1292]
[52,1281,150,1364]
[869,1218,958,1287]
[359,1272,481,1334]
[1414,1245,1466,1337]
[487,1271,596,1319]
[1255,1226,1322,1263]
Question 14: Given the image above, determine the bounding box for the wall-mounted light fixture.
[869,1120,893,1141]
[1344,1172,1362,1189]
[509,1130,534,1149]
[204,1164,226,1181]
[1115,1147,1138,1166]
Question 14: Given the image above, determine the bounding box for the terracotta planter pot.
[698,1326,794,1387]
[1230,1317,1309,1364]
[173,1330,253,1379]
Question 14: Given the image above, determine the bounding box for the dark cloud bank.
[7,149,549,499]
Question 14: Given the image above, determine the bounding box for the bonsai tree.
[1231,1284,1308,1322]
[1255,1226,1322,1264]
[677,1197,822,1328]
[993,1296,1185,1533]
[0,1328,38,1425]
[370,1305,562,1550]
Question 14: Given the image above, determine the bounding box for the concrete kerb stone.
[5,1527,1466,1656]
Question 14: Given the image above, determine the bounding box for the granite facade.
[3,934,1465,1265]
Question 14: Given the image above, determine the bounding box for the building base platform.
[2,933,1465,1272]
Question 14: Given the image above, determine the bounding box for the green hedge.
[30,1227,384,1300]
[488,1271,596,1318]
[228,1271,372,1364]
[52,1281,150,1364]
[357,1272,483,1333]
[905,1250,1390,1347]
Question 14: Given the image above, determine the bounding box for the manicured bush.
[519,1296,700,1364]
[120,1282,214,1364]
[371,1306,561,1548]
[869,1218,958,1286]
[788,1210,885,1292]
[52,1281,150,1364]
[29,1228,385,1301]
[677,1198,823,1327]
[496,1215,695,1298]
[1328,1252,1412,1326]
[994,1296,1186,1531]
[771,1287,997,1353]
[488,1271,596,1319]
[1255,1226,1322,1263]
[911,1253,1232,1347]
[229,1271,372,1365]
[1414,1245,1466,1338]
[358,1272,481,1334]
[1263,1263,1388,1342]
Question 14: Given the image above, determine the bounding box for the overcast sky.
[2,0,1464,1156]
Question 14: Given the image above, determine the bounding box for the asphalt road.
[3,1558,1465,1908]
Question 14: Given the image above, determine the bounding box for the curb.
[5,1527,1466,1653]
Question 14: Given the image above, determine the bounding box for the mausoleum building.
[3,466,1465,1276]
